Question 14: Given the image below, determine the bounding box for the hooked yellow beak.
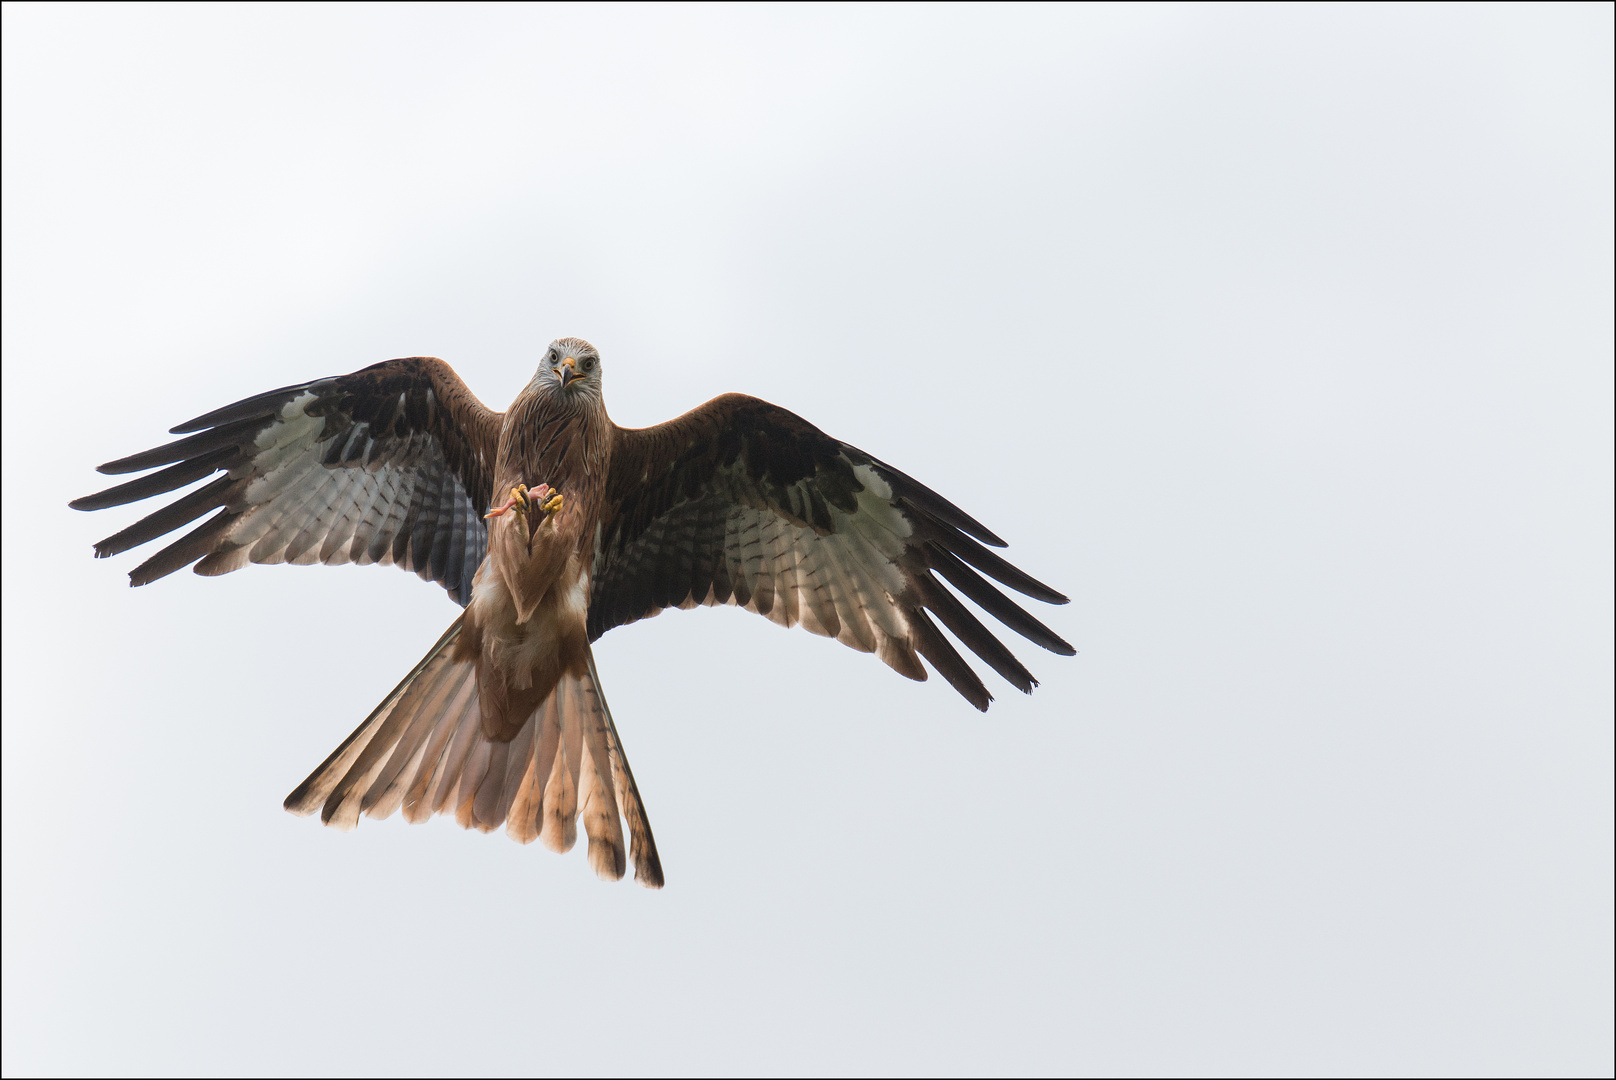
[553,356,583,389]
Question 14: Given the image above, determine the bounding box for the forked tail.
[284,616,663,888]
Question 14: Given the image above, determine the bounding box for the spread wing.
[591,394,1073,710]
[71,357,502,606]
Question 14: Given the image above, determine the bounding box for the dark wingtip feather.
[72,446,237,512]
[857,454,1008,547]
[880,477,1007,547]
[909,611,994,711]
[96,416,265,475]
[126,509,238,587]
[87,475,235,560]
[931,526,1069,606]
[925,544,1076,654]
[168,382,308,434]
[917,576,1038,694]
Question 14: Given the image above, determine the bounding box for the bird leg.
[485,483,535,525]
[484,483,563,533]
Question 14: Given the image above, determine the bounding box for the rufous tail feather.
[284,617,663,887]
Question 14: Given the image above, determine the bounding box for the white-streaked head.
[538,337,603,402]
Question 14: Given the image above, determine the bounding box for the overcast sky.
[3,4,1611,1076]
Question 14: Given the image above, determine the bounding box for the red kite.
[72,339,1072,887]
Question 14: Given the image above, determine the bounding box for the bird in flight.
[72,339,1072,887]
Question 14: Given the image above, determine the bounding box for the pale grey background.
[3,4,1611,1076]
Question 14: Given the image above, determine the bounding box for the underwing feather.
[72,357,501,606]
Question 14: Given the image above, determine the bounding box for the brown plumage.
[72,337,1073,888]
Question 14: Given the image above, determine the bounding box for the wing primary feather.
[81,357,502,609]
[908,610,993,710]
[914,574,1037,693]
[863,455,1007,547]
[97,415,266,475]
[70,445,238,511]
[92,475,240,559]
[924,523,1070,605]
[167,382,312,434]
[128,508,242,586]
[924,543,1076,655]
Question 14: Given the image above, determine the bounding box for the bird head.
[542,338,602,400]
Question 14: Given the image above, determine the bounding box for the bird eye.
[547,349,557,363]
[581,357,596,372]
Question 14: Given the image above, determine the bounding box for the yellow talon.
[485,482,561,527]
[485,483,535,521]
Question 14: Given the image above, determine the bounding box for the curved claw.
[485,483,562,527]
[485,483,531,520]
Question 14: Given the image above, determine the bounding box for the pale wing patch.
[607,453,921,673]
[185,392,486,594]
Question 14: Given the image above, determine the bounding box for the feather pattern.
[76,345,1065,887]
[283,618,663,887]
[71,357,500,605]
[593,394,1074,711]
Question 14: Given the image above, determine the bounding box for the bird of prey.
[72,339,1072,887]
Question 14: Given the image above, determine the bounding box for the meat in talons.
[484,483,562,534]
